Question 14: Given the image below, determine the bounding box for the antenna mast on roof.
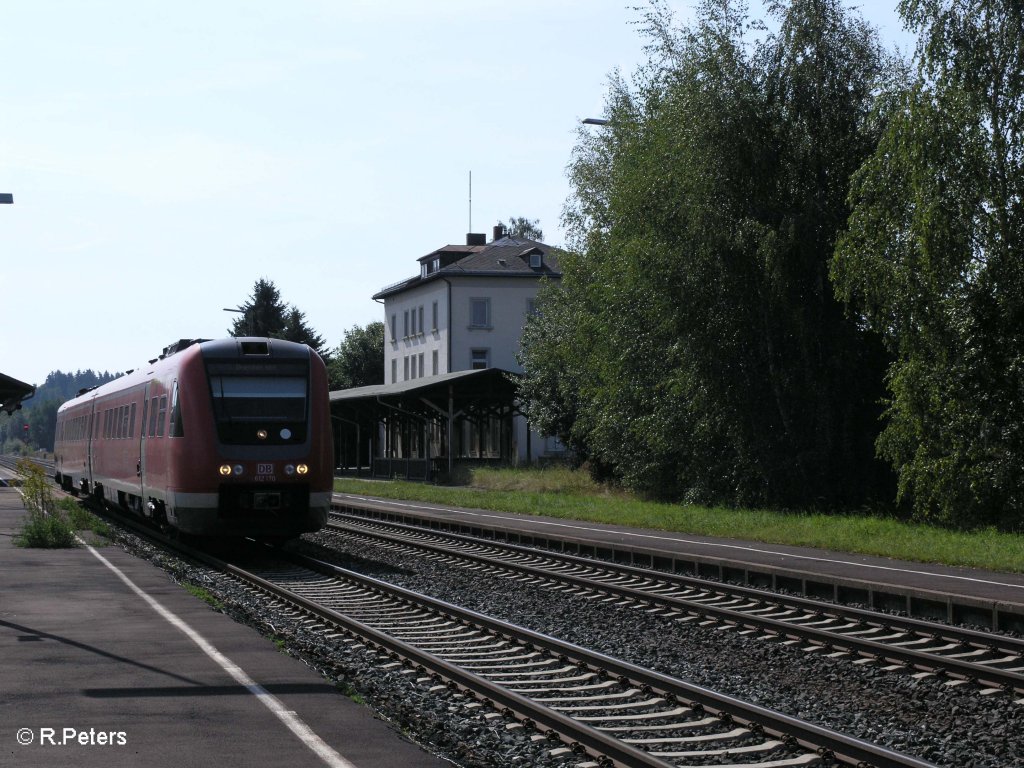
[468,170,472,232]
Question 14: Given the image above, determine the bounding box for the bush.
[15,508,78,548]
[13,458,78,548]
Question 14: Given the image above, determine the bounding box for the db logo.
[257,463,274,475]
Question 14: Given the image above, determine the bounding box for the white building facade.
[373,228,563,463]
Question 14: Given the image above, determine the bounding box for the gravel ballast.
[109,523,1023,768]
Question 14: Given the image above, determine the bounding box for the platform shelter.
[329,368,526,481]
[0,371,34,415]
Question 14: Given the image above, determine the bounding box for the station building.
[330,225,563,480]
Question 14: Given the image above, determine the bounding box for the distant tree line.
[0,370,115,453]
[518,0,1024,531]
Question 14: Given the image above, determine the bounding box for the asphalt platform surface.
[0,487,448,768]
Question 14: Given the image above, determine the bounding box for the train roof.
[57,337,315,412]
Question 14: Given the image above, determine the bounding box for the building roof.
[0,371,35,415]
[373,235,562,300]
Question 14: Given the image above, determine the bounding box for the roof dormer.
[519,246,544,270]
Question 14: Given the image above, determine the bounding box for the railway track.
[0,454,54,481]
[322,511,1024,700]
[0,456,991,763]
[92,504,932,768]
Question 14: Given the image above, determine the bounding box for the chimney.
[492,224,505,242]
[466,233,486,246]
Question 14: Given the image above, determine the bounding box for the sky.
[0,1,915,387]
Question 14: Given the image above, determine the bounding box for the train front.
[175,338,333,539]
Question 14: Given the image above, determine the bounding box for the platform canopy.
[330,367,518,409]
[0,371,34,415]
[329,367,523,479]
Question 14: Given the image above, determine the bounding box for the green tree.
[228,278,328,358]
[281,306,328,358]
[228,278,289,338]
[520,0,894,507]
[327,322,385,391]
[28,400,59,452]
[498,217,544,241]
[833,0,1024,528]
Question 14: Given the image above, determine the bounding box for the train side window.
[129,402,137,438]
[169,381,184,437]
[148,397,159,436]
[157,395,168,437]
[141,399,148,439]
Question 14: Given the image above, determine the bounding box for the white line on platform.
[339,495,1024,594]
[81,540,359,768]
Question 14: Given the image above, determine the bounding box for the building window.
[470,297,490,328]
[432,350,438,376]
[410,307,416,336]
[471,348,489,370]
[403,356,409,380]
[526,298,537,317]
[390,314,397,342]
[530,252,543,269]
[418,352,424,377]
[418,306,424,335]
[404,310,409,338]
[432,301,438,331]
[391,359,397,384]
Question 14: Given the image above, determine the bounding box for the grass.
[335,466,1024,574]
[182,582,224,611]
[59,497,113,539]
[335,681,365,705]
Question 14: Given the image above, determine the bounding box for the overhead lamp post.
[0,193,13,204]
[581,118,609,126]
[222,307,252,337]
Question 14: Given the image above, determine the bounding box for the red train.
[53,337,333,540]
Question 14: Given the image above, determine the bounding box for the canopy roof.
[0,371,34,415]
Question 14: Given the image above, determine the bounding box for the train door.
[86,398,96,494]
[137,384,149,516]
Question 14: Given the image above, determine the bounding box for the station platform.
[333,492,1024,633]
[0,487,448,768]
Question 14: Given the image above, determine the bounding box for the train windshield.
[209,375,308,444]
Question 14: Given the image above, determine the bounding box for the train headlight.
[218,464,232,476]
[233,464,244,476]
[296,464,309,475]
[257,429,268,440]
[285,464,295,476]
